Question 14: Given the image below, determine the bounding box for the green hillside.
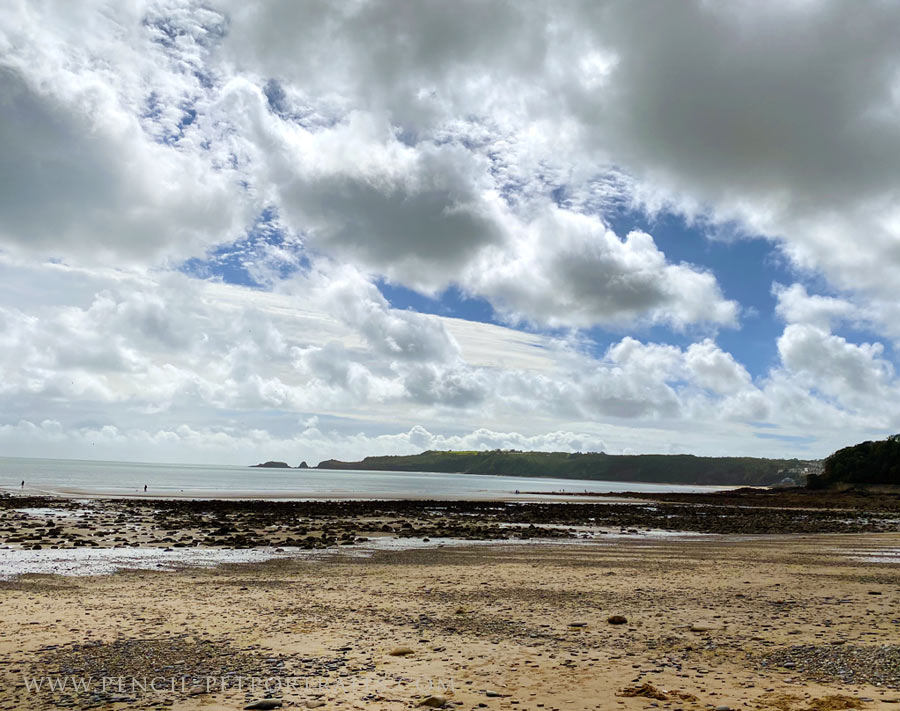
[316,450,807,486]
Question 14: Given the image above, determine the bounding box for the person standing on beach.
[21,480,24,488]
[144,484,147,492]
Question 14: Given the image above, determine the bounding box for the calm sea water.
[0,456,733,500]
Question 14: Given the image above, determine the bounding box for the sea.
[0,456,733,500]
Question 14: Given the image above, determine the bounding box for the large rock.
[250,461,291,468]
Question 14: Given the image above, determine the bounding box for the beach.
[2,532,900,711]
[0,492,898,710]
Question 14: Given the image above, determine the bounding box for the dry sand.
[1,533,899,711]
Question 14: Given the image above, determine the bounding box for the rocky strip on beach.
[571,487,900,512]
[1,493,898,552]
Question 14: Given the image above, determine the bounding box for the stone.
[305,702,326,709]
[389,646,415,656]
[419,696,448,708]
[607,615,628,625]
[690,622,717,632]
[244,700,283,710]
[568,621,588,627]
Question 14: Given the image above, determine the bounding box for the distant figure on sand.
[144,484,147,492]
[21,480,24,489]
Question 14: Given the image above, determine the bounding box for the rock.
[389,646,415,656]
[485,691,506,698]
[250,461,291,468]
[298,461,309,469]
[568,621,588,627]
[620,684,669,701]
[305,702,326,709]
[607,615,628,625]
[690,622,718,632]
[715,706,732,711]
[419,696,448,708]
[244,700,283,710]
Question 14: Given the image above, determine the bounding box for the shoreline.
[0,484,644,504]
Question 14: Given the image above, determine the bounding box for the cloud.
[219,0,900,309]
[0,2,251,266]
[773,284,862,331]
[776,324,897,410]
[0,419,608,466]
[467,208,738,329]
[2,0,742,330]
[567,1,900,300]
[4,1,900,463]
[2,257,899,461]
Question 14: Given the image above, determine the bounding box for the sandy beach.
[0,494,899,711]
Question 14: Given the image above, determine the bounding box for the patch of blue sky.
[377,281,497,324]
[180,208,306,288]
[141,92,199,146]
[262,79,341,131]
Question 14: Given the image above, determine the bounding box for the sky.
[1,0,900,466]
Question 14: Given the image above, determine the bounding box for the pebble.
[389,646,415,656]
[419,696,448,708]
[607,615,628,625]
